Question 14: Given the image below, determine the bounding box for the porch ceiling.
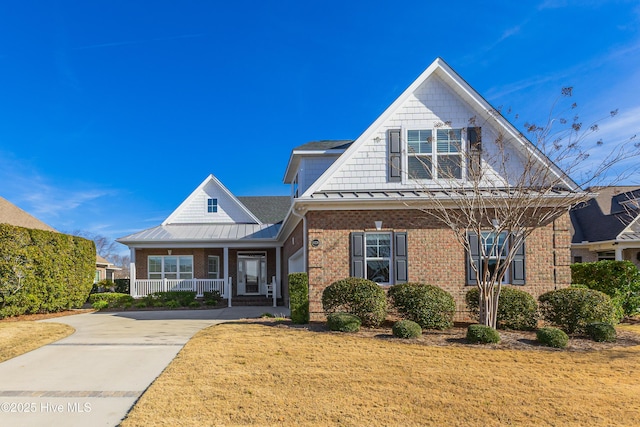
[118,223,281,244]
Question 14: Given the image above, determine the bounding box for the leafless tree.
[404,88,640,327]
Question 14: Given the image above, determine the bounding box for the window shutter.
[388,129,402,182]
[350,232,365,278]
[394,232,408,283]
[467,127,482,177]
[467,232,480,285]
[511,238,525,285]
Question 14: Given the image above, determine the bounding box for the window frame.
[207,198,218,213]
[148,255,194,280]
[364,232,392,285]
[467,231,525,286]
[406,127,464,181]
[207,255,220,279]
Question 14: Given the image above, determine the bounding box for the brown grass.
[122,322,640,427]
[0,321,74,362]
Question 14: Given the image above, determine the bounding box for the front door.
[238,253,266,295]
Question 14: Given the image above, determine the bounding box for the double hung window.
[208,256,220,279]
[148,256,193,280]
[365,233,392,284]
[467,232,525,285]
[407,128,463,179]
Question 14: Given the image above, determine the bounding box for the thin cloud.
[74,33,205,51]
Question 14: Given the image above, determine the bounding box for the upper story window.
[207,198,218,213]
[407,128,463,180]
[292,174,299,198]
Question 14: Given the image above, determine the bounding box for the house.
[95,255,121,283]
[118,58,576,320]
[570,186,640,268]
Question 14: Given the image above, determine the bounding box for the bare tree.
[404,88,640,328]
[0,233,32,310]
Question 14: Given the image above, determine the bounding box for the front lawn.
[0,321,74,363]
[121,322,640,426]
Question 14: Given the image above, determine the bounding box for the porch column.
[129,248,136,297]
[276,246,281,299]
[224,246,231,307]
[615,246,623,261]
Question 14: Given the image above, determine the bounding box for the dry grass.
[0,321,74,362]
[122,322,640,427]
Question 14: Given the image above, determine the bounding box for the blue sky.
[1,0,639,254]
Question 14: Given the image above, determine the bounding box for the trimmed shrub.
[88,292,134,308]
[392,320,422,338]
[327,312,361,332]
[586,322,617,342]
[466,324,500,344]
[322,277,387,327]
[388,283,455,330]
[92,300,109,310]
[114,279,130,294]
[466,287,538,330]
[536,327,569,349]
[538,288,619,334]
[165,300,181,309]
[571,260,640,317]
[203,291,222,306]
[289,273,309,324]
[151,291,196,307]
[0,224,95,318]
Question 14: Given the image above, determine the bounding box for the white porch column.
[276,246,281,299]
[224,246,231,307]
[615,246,623,261]
[129,248,136,297]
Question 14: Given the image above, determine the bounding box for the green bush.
[96,279,115,291]
[189,301,201,308]
[466,324,500,344]
[92,300,109,310]
[326,312,361,332]
[571,260,640,317]
[135,301,147,309]
[586,322,617,342]
[151,291,196,306]
[0,224,95,318]
[392,320,422,338]
[388,283,455,330]
[114,279,130,294]
[466,287,538,330]
[536,327,569,349]
[165,300,180,309]
[88,292,134,308]
[538,288,620,334]
[289,273,309,324]
[203,291,222,306]
[322,277,387,327]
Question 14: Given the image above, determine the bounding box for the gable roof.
[301,57,579,198]
[571,186,640,243]
[237,196,291,224]
[283,140,353,184]
[0,196,57,232]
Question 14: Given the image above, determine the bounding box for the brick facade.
[304,209,572,322]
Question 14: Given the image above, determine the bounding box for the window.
[351,232,407,285]
[597,251,615,261]
[148,256,193,280]
[207,198,218,213]
[94,270,101,283]
[292,174,299,198]
[407,128,463,179]
[208,256,220,279]
[573,256,583,264]
[467,232,525,285]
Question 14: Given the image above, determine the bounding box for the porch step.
[226,296,285,307]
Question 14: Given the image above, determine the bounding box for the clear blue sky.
[1,0,639,253]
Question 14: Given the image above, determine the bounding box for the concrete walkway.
[0,306,289,427]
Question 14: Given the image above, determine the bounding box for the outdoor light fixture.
[167,250,172,255]
[375,221,383,230]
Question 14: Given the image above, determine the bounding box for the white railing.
[132,278,231,298]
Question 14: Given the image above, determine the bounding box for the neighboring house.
[95,255,121,283]
[118,58,576,320]
[571,186,640,268]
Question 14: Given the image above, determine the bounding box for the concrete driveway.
[0,306,289,427]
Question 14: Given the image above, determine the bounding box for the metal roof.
[307,188,578,201]
[117,223,281,244]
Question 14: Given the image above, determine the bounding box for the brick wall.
[305,209,571,322]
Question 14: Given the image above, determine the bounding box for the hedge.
[466,287,538,330]
[571,260,640,317]
[538,288,620,334]
[0,224,95,318]
[466,324,500,344]
[392,320,422,338]
[289,273,309,324]
[322,277,387,327]
[388,283,455,330]
[88,292,134,308]
[326,312,361,332]
[536,327,569,349]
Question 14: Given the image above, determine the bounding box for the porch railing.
[131,278,231,299]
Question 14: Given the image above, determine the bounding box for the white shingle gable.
[163,175,260,225]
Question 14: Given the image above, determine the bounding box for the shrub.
[392,320,422,338]
[326,312,361,332]
[189,301,201,308]
[538,288,620,334]
[151,291,196,307]
[586,322,617,342]
[571,260,640,317]
[203,291,222,306]
[289,273,309,324]
[165,300,181,309]
[536,327,569,349]
[135,302,147,309]
[388,283,455,330]
[466,324,500,344]
[92,300,109,310]
[466,287,538,330]
[322,277,387,327]
[96,279,115,291]
[88,292,134,308]
[114,279,130,294]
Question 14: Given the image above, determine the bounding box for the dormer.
[283,140,352,198]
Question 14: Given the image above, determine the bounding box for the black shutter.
[351,232,365,278]
[467,232,480,285]
[467,127,482,177]
[511,238,525,285]
[388,129,401,182]
[394,232,408,283]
